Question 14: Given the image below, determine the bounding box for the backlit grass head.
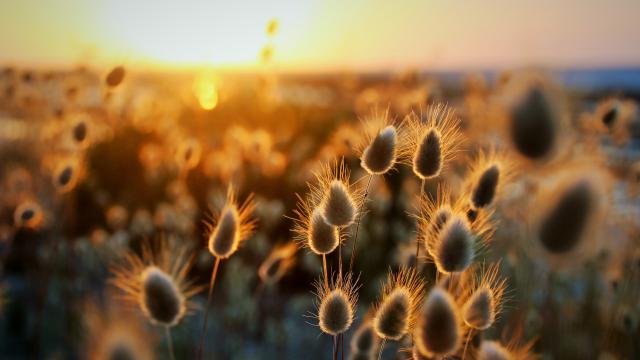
[109,239,203,327]
[105,66,126,88]
[205,185,257,259]
[465,148,515,210]
[175,138,202,171]
[460,262,507,330]
[403,104,462,180]
[258,242,297,285]
[316,160,365,227]
[53,158,81,193]
[84,300,154,360]
[298,159,365,229]
[414,287,462,357]
[373,267,426,341]
[477,341,512,360]
[350,320,380,356]
[417,187,495,274]
[477,338,536,360]
[358,108,404,175]
[530,168,609,267]
[507,80,562,160]
[13,199,43,229]
[292,195,341,255]
[314,273,359,336]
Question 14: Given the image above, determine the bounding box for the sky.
[1,0,639,72]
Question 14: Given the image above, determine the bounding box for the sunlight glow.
[193,72,220,110]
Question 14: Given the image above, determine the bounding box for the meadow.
[0,63,639,360]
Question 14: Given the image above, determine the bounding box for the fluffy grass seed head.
[532,171,608,261]
[508,83,560,160]
[72,119,88,144]
[416,186,456,254]
[314,273,359,336]
[258,242,297,285]
[403,104,462,180]
[465,148,515,210]
[538,179,594,254]
[477,338,536,360]
[318,160,365,227]
[13,200,43,229]
[84,300,154,360]
[373,267,426,341]
[434,214,475,274]
[206,185,257,259]
[477,341,512,360]
[53,159,81,193]
[350,320,380,356]
[301,159,365,228]
[292,194,341,255]
[414,287,462,357]
[105,66,126,88]
[460,262,507,330]
[358,108,404,175]
[417,187,495,274]
[109,239,203,327]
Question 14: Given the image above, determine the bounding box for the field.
[0,65,639,360]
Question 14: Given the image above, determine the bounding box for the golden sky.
[1,0,639,71]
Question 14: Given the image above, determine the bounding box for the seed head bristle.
[109,238,203,327]
[315,273,359,336]
[402,104,462,180]
[358,108,403,175]
[373,267,426,340]
[460,262,507,330]
[206,185,257,259]
[414,287,462,357]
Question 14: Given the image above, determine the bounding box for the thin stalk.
[333,335,338,360]
[338,230,343,278]
[415,178,425,268]
[166,326,176,360]
[323,254,329,288]
[377,339,387,360]
[461,329,474,360]
[348,174,373,274]
[197,257,222,360]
